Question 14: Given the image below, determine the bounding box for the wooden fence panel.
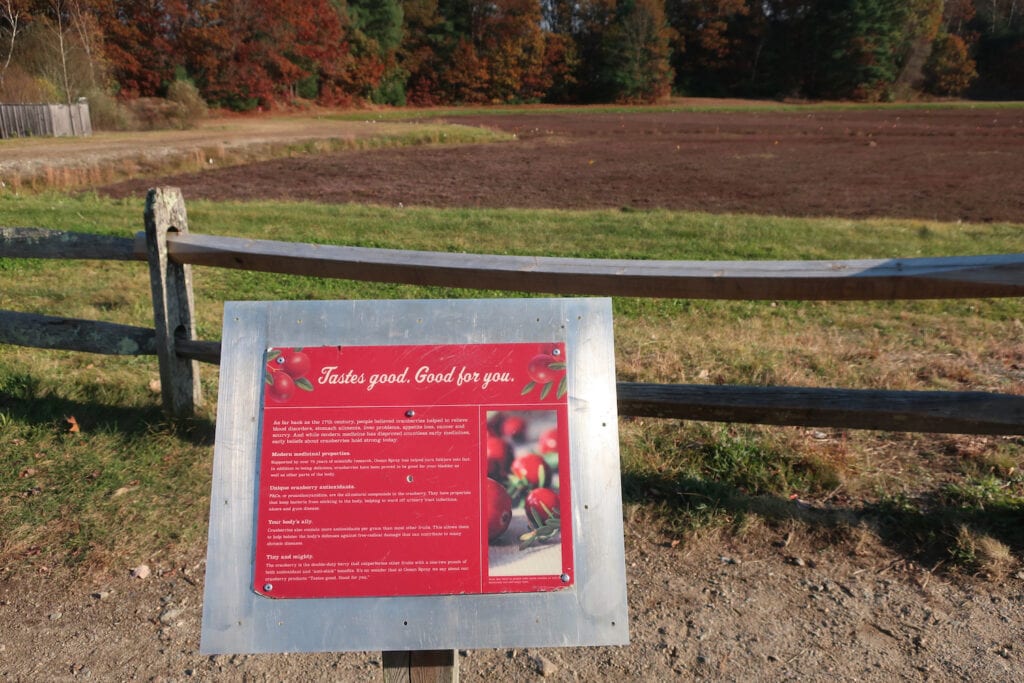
[0,101,92,138]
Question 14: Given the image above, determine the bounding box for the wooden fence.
[0,100,92,138]
[2,186,1023,435]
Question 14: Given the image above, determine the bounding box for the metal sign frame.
[200,298,628,654]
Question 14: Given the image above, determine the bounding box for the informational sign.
[201,298,628,654]
[252,342,573,599]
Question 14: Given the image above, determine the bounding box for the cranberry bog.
[97,103,1024,223]
[2,102,1024,680]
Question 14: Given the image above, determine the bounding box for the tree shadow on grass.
[621,470,1024,574]
[0,370,216,446]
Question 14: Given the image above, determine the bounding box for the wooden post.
[145,187,202,417]
[382,650,458,683]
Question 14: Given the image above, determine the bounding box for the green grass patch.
[2,193,1023,573]
[326,99,1024,123]
[869,467,1024,575]
[0,350,213,572]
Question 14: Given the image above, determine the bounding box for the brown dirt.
[3,523,1023,681]
[97,107,1024,223]
[3,106,1024,681]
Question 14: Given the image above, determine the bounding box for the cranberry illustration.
[510,453,551,489]
[486,436,512,479]
[485,477,513,541]
[524,487,560,530]
[266,370,295,403]
[272,349,310,379]
[527,354,560,384]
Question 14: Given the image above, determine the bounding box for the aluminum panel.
[201,298,627,653]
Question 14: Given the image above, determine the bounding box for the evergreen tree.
[350,0,404,54]
[809,0,910,100]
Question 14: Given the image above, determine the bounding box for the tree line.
[1,1,1021,115]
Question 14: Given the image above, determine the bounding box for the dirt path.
[96,107,1024,223]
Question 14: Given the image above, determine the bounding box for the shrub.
[126,97,188,130]
[166,79,208,125]
[370,68,407,107]
[923,33,977,97]
[82,88,137,131]
[0,67,58,103]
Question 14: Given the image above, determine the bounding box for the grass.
[0,351,214,571]
[1,192,1023,576]
[325,98,1024,123]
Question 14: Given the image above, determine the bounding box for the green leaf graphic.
[521,381,536,396]
[295,377,314,392]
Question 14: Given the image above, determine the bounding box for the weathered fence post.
[382,649,458,682]
[145,187,202,416]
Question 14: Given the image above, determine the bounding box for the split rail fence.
[2,186,1023,435]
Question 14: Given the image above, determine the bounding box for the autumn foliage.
[1,1,1021,113]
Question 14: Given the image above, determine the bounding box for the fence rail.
[6,225,1024,300]
[148,232,1024,301]
[1,187,1022,434]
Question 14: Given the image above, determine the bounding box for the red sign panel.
[252,343,573,599]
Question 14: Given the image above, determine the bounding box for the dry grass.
[613,302,1024,393]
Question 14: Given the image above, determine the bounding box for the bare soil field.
[97,107,1024,223]
[3,106,1024,681]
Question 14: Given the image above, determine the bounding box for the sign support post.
[382,650,457,682]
